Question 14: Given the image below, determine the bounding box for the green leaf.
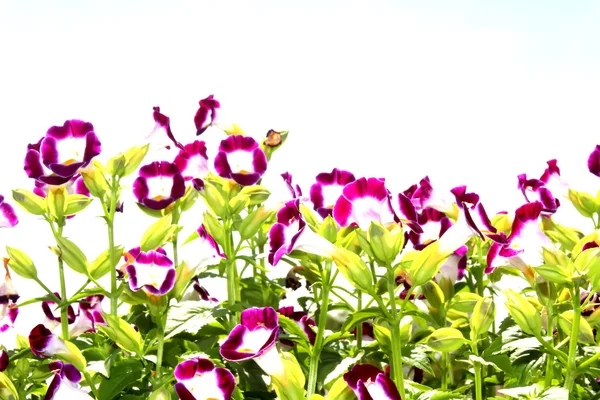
[65,194,93,216]
[12,188,46,215]
[55,236,89,275]
[98,315,143,354]
[402,344,434,376]
[98,359,143,400]
[90,247,124,280]
[140,214,176,251]
[341,307,383,332]
[277,314,310,347]
[122,144,150,177]
[165,301,218,339]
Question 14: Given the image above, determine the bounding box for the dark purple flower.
[214,135,267,186]
[333,177,396,229]
[42,292,76,329]
[309,168,356,219]
[45,361,92,399]
[281,172,302,199]
[220,307,279,362]
[0,350,7,372]
[1,258,19,305]
[343,364,401,400]
[486,202,551,273]
[133,161,186,210]
[589,145,600,178]
[25,120,101,185]
[0,195,18,228]
[407,208,452,250]
[147,106,183,151]
[173,141,210,182]
[124,247,176,295]
[191,278,219,303]
[29,324,72,359]
[278,306,316,345]
[174,357,235,400]
[195,95,220,135]
[268,199,340,266]
[408,176,454,214]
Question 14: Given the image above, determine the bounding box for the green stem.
[470,339,483,400]
[83,371,100,399]
[155,311,166,380]
[224,219,239,323]
[545,302,554,387]
[564,287,581,391]
[107,180,119,317]
[387,264,406,399]
[356,289,363,349]
[52,222,70,341]
[578,350,600,371]
[441,351,449,390]
[306,261,332,399]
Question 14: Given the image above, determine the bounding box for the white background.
[1,1,600,339]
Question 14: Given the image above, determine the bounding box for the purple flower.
[486,201,552,273]
[69,295,106,337]
[24,120,101,185]
[0,195,18,228]
[0,350,7,372]
[133,161,186,210]
[191,278,219,303]
[173,140,210,183]
[310,168,356,219]
[195,95,220,135]
[174,357,234,400]
[517,160,566,215]
[408,176,454,214]
[45,361,92,400]
[268,199,341,266]
[1,259,19,305]
[220,307,279,362]
[278,306,316,345]
[29,324,72,359]
[343,364,401,400]
[42,292,76,328]
[589,145,600,177]
[407,208,452,250]
[436,245,468,283]
[214,135,267,186]
[333,177,396,229]
[124,247,176,295]
[0,304,18,333]
[148,106,183,151]
[281,172,303,199]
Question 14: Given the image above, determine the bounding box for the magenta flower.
[42,292,76,328]
[309,168,356,218]
[1,259,19,305]
[25,120,101,185]
[124,247,176,295]
[436,245,468,283]
[589,145,600,177]
[407,208,452,250]
[133,161,186,210]
[45,361,92,400]
[0,304,18,333]
[29,324,72,358]
[278,306,316,345]
[214,135,267,186]
[486,201,552,273]
[343,364,401,400]
[0,350,7,372]
[281,172,303,199]
[68,295,106,337]
[191,278,219,303]
[268,199,341,266]
[173,140,210,185]
[333,177,396,229]
[220,307,279,362]
[0,195,18,228]
[34,175,90,199]
[408,176,455,214]
[195,95,220,135]
[174,358,235,400]
[147,106,183,151]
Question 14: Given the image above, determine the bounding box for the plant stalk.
[387,264,406,399]
[306,261,332,399]
[564,287,581,392]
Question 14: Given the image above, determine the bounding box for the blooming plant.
[2,95,600,400]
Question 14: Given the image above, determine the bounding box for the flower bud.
[427,327,465,352]
[409,241,451,287]
[422,281,445,309]
[568,188,598,218]
[505,289,542,336]
[238,206,272,241]
[80,160,109,198]
[107,153,127,177]
[201,181,227,218]
[12,189,46,215]
[559,310,595,344]
[470,297,495,338]
[97,314,143,354]
[6,246,38,280]
[122,144,150,177]
[239,185,271,205]
[47,185,67,222]
[332,248,375,294]
[319,215,338,244]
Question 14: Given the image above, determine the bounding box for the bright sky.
[1,1,599,336]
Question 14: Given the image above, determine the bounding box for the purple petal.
[0,199,17,228]
[195,95,220,135]
[344,364,381,390]
[589,145,600,177]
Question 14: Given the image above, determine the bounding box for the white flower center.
[237,327,271,353]
[227,150,254,175]
[184,154,209,179]
[365,377,388,399]
[146,176,174,201]
[185,370,225,400]
[136,263,170,289]
[351,197,393,229]
[56,137,87,165]
[321,184,344,208]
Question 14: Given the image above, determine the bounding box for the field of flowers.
[1,95,600,400]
